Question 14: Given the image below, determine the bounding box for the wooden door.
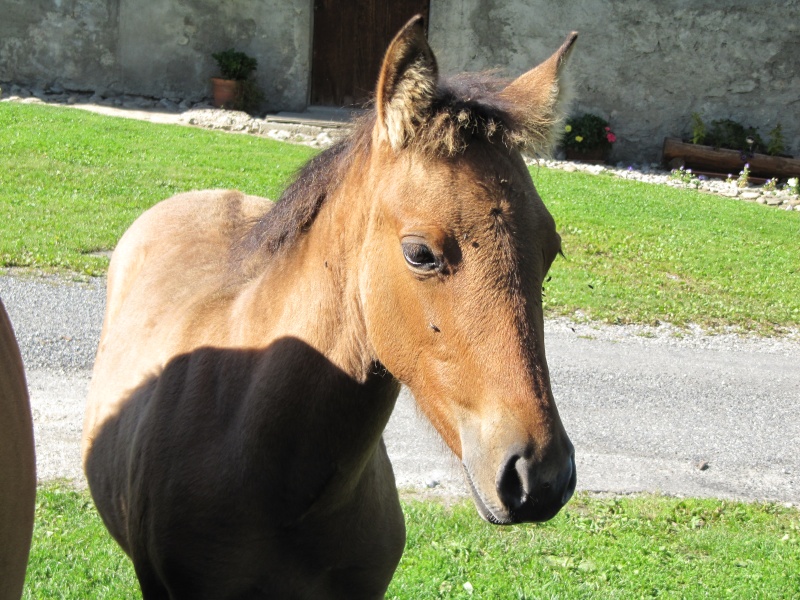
[310,0,430,107]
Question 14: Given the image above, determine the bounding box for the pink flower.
[607,133,617,143]
[604,126,611,131]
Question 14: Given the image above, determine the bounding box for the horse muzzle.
[464,443,576,525]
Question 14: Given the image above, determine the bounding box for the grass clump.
[391,495,800,598]
[24,485,138,599]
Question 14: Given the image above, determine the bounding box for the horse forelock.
[404,72,526,156]
[238,72,527,262]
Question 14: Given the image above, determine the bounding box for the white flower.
[788,178,798,188]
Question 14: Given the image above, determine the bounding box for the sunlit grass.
[0,103,314,275]
[532,168,800,333]
[391,494,800,598]
[24,485,800,599]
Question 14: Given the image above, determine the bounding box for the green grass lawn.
[533,168,800,333]
[2,102,799,332]
[25,485,800,599]
[0,103,315,275]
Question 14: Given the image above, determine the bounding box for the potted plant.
[211,49,261,111]
[662,114,800,179]
[562,113,616,162]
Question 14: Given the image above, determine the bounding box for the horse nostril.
[496,449,577,522]
[496,454,525,511]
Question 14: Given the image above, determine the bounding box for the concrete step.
[269,106,366,129]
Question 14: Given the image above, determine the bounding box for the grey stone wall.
[429,0,800,162]
[2,0,798,162]
[0,0,310,111]
[0,0,120,93]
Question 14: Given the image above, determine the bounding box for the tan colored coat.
[83,16,578,599]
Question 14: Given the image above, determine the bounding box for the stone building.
[2,0,798,162]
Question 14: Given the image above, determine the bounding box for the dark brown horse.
[83,16,577,599]
[0,299,36,600]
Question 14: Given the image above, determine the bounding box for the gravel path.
[1,271,798,505]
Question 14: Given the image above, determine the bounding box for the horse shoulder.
[84,190,274,487]
[107,190,272,314]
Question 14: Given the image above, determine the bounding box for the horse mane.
[241,131,370,257]
[239,73,522,259]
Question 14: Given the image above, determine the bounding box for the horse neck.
[243,186,371,370]
[235,177,400,512]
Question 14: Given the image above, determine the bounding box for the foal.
[83,16,578,599]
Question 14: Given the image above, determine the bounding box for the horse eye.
[402,242,438,271]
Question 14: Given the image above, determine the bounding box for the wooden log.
[662,138,800,179]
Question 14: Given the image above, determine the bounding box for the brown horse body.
[83,18,577,599]
[0,300,36,600]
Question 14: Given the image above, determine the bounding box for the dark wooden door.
[310,0,430,107]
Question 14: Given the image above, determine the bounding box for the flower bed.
[526,157,800,211]
[562,113,615,162]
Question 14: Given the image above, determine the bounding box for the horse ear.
[500,32,578,155]
[375,15,438,151]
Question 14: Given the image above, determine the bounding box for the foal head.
[346,19,576,523]
[352,17,577,524]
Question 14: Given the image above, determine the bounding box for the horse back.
[104,190,273,332]
[87,190,272,409]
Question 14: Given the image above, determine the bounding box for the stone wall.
[429,0,800,162]
[0,0,311,111]
[2,0,798,162]
[0,0,120,93]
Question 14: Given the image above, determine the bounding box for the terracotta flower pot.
[211,78,240,109]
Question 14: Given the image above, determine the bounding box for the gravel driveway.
[1,271,798,504]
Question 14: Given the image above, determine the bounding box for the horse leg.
[133,561,171,600]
